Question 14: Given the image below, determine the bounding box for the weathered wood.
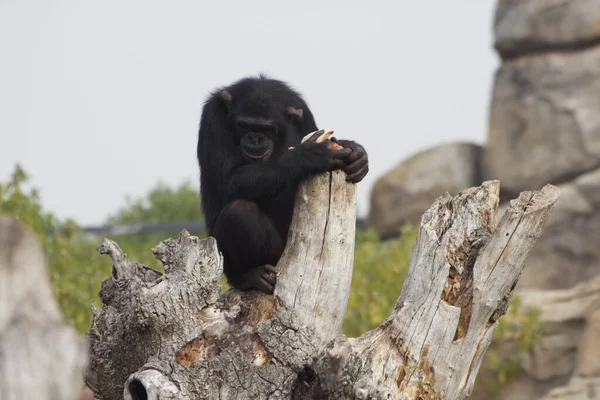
[306,182,560,399]
[85,179,558,400]
[0,214,87,400]
[276,170,356,346]
[85,169,356,400]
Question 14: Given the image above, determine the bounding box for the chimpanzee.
[197,75,368,294]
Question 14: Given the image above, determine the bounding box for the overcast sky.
[0,0,499,226]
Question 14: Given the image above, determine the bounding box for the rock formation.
[0,214,87,400]
[367,142,482,239]
[367,0,600,397]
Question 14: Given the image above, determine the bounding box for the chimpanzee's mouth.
[244,148,272,160]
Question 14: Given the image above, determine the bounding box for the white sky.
[0,1,499,226]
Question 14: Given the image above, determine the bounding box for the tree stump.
[84,173,559,400]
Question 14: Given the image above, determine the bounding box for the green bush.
[103,180,206,271]
[0,167,208,332]
[343,224,418,337]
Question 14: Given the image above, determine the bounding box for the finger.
[330,159,346,170]
[344,157,368,175]
[332,139,355,148]
[264,264,277,274]
[331,148,352,159]
[343,149,364,165]
[346,166,368,183]
[262,272,277,286]
[258,278,275,294]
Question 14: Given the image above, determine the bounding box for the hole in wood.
[128,379,148,400]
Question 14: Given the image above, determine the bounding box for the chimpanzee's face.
[235,116,278,161]
[221,89,306,162]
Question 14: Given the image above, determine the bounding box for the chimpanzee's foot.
[236,264,277,294]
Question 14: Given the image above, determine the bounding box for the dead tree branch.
[84,175,558,400]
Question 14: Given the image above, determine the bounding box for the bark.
[84,174,559,400]
[0,214,87,400]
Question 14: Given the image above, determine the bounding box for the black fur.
[197,75,368,294]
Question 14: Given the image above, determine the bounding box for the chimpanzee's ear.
[221,90,233,110]
[286,106,303,121]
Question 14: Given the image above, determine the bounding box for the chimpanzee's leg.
[211,199,284,294]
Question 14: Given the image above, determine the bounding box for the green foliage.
[342,224,418,337]
[103,180,206,271]
[492,295,542,373]
[106,180,204,225]
[0,167,209,333]
[0,165,110,332]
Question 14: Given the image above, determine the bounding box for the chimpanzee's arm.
[225,142,351,201]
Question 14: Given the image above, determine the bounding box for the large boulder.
[483,45,600,197]
[367,142,481,239]
[467,1,600,398]
[494,0,600,59]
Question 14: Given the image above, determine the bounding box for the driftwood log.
[84,172,559,400]
[0,214,87,400]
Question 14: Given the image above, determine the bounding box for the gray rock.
[484,275,600,399]
[519,167,600,290]
[483,46,600,197]
[575,309,600,377]
[0,214,87,400]
[367,142,482,239]
[494,0,600,59]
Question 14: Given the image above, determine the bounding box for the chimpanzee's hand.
[298,139,352,173]
[331,138,369,183]
[237,264,277,294]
